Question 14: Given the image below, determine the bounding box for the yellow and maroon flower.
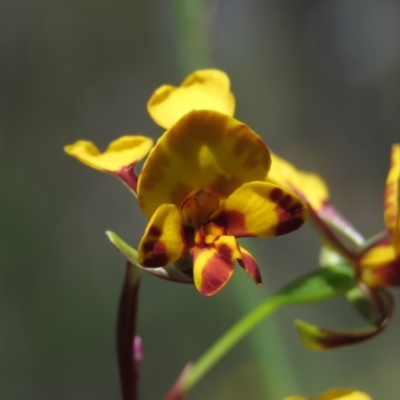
[284,388,372,400]
[136,110,308,295]
[64,135,153,193]
[358,144,400,287]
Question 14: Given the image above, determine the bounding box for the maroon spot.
[141,240,168,268]
[212,211,249,237]
[270,188,306,235]
[148,225,162,237]
[269,187,284,202]
[275,217,305,236]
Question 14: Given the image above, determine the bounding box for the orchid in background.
[284,388,372,400]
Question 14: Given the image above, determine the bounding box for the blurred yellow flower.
[359,144,400,287]
[284,388,372,400]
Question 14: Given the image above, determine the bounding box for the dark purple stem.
[117,262,142,400]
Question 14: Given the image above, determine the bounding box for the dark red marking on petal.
[197,244,234,296]
[270,187,306,235]
[148,225,162,237]
[212,210,250,237]
[141,240,168,267]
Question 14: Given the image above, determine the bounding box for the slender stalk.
[117,262,142,400]
[230,270,299,398]
[181,294,287,394]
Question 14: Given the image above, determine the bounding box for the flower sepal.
[295,286,393,351]
[106,231,194,284]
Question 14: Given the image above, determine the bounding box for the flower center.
[182,190,220,226]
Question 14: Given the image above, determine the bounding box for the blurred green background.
[2,0,400,399]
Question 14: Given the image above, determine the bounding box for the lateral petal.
[191,235,241,296]
[147,69,235,129]
[138,110,271,218]
[211,182,307,237]
[137,204,186,267]
[64,135,153,172]
[384,144,400,253]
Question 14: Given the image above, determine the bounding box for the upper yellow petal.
[268,152,329,211]
[137,110,271,218]
[384,144,400,253]
[64,135,153,172]
[147,69,235,129]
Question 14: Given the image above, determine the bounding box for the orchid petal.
[268,152,329,211]
[138,204,186,267]
[296,288,393,350]
[148,69,235,129]
[64,135,153,172]
[191,235,241,296]
[138,110,271,218]
[211,182,307,237]
[384,144,400,253]
[238,246,262,284]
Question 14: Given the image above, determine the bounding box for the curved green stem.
[182,293,287,393]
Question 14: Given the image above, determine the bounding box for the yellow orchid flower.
[64,135,153,192]
[136,110,308,296]
[358,144,400,287]
[284,388,372,400]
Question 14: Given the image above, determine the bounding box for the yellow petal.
[284,389,372,400]
[384,144,400,252]
[191,235,241,296]
[147,69,235,129]
[211,182,307,237]
[268,153,329,211]
[137,204,186,267]
[137,110,271,218]
[317,389,372,400]
[64,135,153,172]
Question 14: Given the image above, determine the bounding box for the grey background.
[1,0,400,399]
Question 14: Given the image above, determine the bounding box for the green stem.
[182,293,288,393]
[171,0,213,74]
[230,271,299,398]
